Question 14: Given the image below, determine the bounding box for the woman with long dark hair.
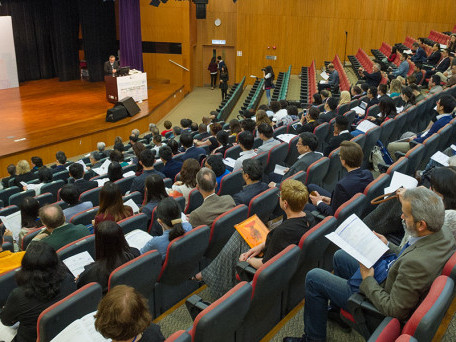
[140,198,192,261]
[141,174,168,232]
[1,241,76,342]
[107,161,123,183]
[263,65,275,105]
[219,66,229,100]
[401,86,416,111]
[365,97,397,125]
[211,130,233,156]
[208,57,218,90]
[18,197,42,249]
[77,221,139,292]
[94,182,133,227]
[172,158,200,206]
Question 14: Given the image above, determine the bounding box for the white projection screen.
[0,16,19,89]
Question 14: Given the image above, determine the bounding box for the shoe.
[327,307,352,333]
[283,337,306,342]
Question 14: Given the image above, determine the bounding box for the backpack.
[369,140,394,172]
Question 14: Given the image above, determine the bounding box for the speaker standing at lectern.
[104,55,119,76]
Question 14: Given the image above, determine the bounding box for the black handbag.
[106,105,128,122]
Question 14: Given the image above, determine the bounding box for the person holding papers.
[308,141,373,216]
[69,163,98,195]
[60,184,93,222]
[318,63,339,92]
[283,187,455,342]
[1,242,76,342]
[77,221,139,293]
[94,182,133,227]
[0,228,25,274]
[23,167,53,195]
[140,198,192,261]
[387,94,456,160]
[350,97,397,137]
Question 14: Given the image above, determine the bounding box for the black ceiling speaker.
[192,0,208,19]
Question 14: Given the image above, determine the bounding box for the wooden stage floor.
[0,78,183,155]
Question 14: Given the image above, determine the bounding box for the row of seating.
[308,61,318,103]
[238,78,264,115]
[429,30,450,45]
[299,66,309,105]
[277,65,292,101]
[216,76,246,121]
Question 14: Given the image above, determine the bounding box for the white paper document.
[277,133,297,143]
[319,80,328,84]
[326,214,389,268]
[384,171,418,194]
[63,251,94,278]
[356,120,378,133]
[451,144,456,152]
[352,106,365,115]
[431,151,450,166]
[67,160,87,173]
[51,311,109,342]
[223,157,236,168]
[0,211,22,241]
[123,198,140,214]
[125,229,152,250]
[95,178,109,187]
[0,321,18,342]
[404,49,412,54]
[92,159,111,176]
[396,106,404,113]
[274,164,288,175]
[123,170,136,178]
[320,71,329,80]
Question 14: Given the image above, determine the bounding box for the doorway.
[202,46,235,87]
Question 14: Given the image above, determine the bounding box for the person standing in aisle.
[220,66,229,100]
[208,57,218,90]
[263,66,275,105]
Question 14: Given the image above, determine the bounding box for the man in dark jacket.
[357,63,382,88]
[324,116,353,156]
[233,159,269,206]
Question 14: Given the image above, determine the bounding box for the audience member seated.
[312,93,323,105]
[377,83,389,101]
[37,204,90,250]
[69,163,98,195]
[13,160,35,188]
[319,97,338,123]
[273,100,294,126]
[1,242,76,342]
[350,85,362,100]
[425,48,451,80]
[205,155,229,193]
[295,107,321,134]
[425,43,442,67]
[60,184,93,222]
[255,109,273,128]
[132,142,146,168]
[171,158,200,205]
[410,84,425,103]
[140,197,192,260]
[159,145,182,181]
[188,167,235,227]
[195,179,315,299]
[77,221,139,293]
[94,285,164,342]
[324,116,353,156]
[429,74,443,95]
[211,130,233,156]
[229,118,242,138]
[401,86,416,111]
[191,122,199,134]
[389,78,402,97]
[141,174,168,230]
[129,149,165,196]
[232,159,268,206]
[318,63,339,92]
[97,141,108,158]
[357,63,382,87]
[257,123,281,153]
[88,151,103,170]
[338,90,351,106]
[1,164,16,189]
[388,94,456,159]
[269,132,322,187]
[151,134,163,156]
[307,141,373,216]
[180,118,192,133]
[284,187,455,342]
[110,149,128,167]
[388,51,409,80]
[106,162,123,183]
[268,101,281,120]
[0,227,25,274]
[30,156,43,172]
[171,126,182,143]
[240,118,256,134]
[17,197,43,248]
[410,41,427,64]
[167,139,180,155]
[445,60,456,88]
[369,96,397,125]
[233,131,257,170]
[194,122,222,153]
[179,132,207,162]
[94,182,133,227]
[196,123,210,140]
[365,86,379,111]
[51,151,68,173]
[161,120,173,137]
[24,167,53,195]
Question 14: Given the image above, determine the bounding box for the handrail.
[168,59,189,71]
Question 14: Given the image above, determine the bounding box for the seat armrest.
[236,261,256,282]
[185,294,210,321]
[394,151,406,160]
[310,210,326,222]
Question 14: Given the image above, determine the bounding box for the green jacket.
[41,223,91,251]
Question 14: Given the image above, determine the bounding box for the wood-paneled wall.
[139,0,456,87]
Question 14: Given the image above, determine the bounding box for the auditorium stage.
[0,78,185,177]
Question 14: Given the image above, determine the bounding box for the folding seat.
[108,250,162,315]
[165,331,192,342]
[56,234,95,260]
[122,191,143,206]
[264,142,289,174]
[34,193,54,207]
[253,137,263,149]
[114,176,135,195]
[286,120,299,133]
[69,207,99,226]
[365,105,380,118]
[251,152,268,171]
[390,113,408,141]
[366,317,401,342]
[235,245,301,342]
[437,124,453,152]
[284,135,300,166]
[217,170,244,196]
[273,125,287,138]
[121,163,137,174]
[0,205,19,217]
[441,250,456,282]
[175,196,186,212]
[21,227,43,250]
[153,225,210,316]
[334,193,367,226]
[224,144,242,160]
[281,170,306,186]
[303,157,330,186]
[403,144,425,176]
[379,118,396,144]
[362,174,391,218]
[118,213,148,234]
[184,282,252,342]
[36,283,103,342]
[203,205,248,263]
[387,158,409,176]
[313,122,330,152]
[79,186,102,207]
[284,216,337,313]
[327,117,336,140]
[0,268,20,308]
[350,134,366,150]
[248,187,279,222]
[362,126,382,168]
[184,189,203,214]
[40,180,65,202]
[9,189,35,206]
[52,170,70,182]
[338,103,351,116]
[1,241,14,252]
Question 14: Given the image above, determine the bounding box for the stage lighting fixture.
[192,0,208,19]
[150,0,161,6]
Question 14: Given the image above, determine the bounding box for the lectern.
[105,72,148,104]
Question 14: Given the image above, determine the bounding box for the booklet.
[125,229,152,251]
[325,214,389,268]
[352,106,365,115]
[430,151,450,167]
[0,321,18,342]
[223,157,236,169]
[277,133,297,143]
[92,159,111,176]
[50,311,109,342]
[234,214,270,248]
[384,171,418,194]
[356,120,378,133]
[63,251,94,278]
[123,198,140,214]
[95,178,109,187]
[273,164,288,176]
[123,170,136,178]
[320,71,329,80]
[0,211,22,241]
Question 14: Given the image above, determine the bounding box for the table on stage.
[105,72,148,103]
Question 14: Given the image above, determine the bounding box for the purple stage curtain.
[119,0,143,71]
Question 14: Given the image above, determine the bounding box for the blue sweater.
[414,114,454,144]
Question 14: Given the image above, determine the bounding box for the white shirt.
[273,109,288,122]
[233,150,257,170]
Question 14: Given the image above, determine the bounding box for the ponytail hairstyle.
[156,197,185,241]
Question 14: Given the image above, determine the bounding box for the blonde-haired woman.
[389,79,402,97]
[14,160,35,188]
[255,110,273,127]
[338,90,351,106]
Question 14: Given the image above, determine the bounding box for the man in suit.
[318,63,339,92]
[51,151,68,174]
[179,133,206,162]
[364,86,379,112]
[410,41,427,64]
[357,63,382,88]
[159,145,182,181]
[39,204,91,251]
[425,43,442,67]
[425,48,451,80]
[284,187,455,342]
[324,116,353,156]
[268,132,322,187]
[319,97,338,123]
[307,141,373,216]
[233,159,269,206]
[69,163,98,195]
[130,149,165,196]
[233,131,257,171]
[188,167,236,227]
[256,123,281,153]
[104,55,119,76]
[388,51,409,80]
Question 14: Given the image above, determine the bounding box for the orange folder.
[234,214,270,248]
